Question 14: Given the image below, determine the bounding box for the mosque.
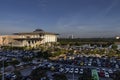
[0,29,58,47]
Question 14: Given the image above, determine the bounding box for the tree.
[36,51,52,59]
[111,44,118,50]
[78,74,92,80]
[53,73,68,80]
[22,57,33,62]
[113,71,120,80]
[30,67,47,80]
[14,71,22,80]
[0,74,2,80]
[10,60,20,65]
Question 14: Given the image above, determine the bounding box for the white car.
[88,63,91,66]
[74,68,79,74]
[105,72,109,78]
[115,64,119,68]
[38,64,44,67]
[47,63,53,68]
[65,67,70,73]
[32,66,37,70]
[102,68,105,71]
[79,68,83,74]
[69,68,74,73]
[113,69,117,72]
[59,68,64,72]
[11,75,17,79]
[108,69,113,74]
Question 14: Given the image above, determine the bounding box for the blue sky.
[0,0,120,38]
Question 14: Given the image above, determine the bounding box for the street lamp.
[72,63,74,80]
[2,59,5,80]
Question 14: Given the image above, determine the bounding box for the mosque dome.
[33,29,44,32]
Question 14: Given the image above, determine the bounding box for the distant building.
[114,42,120,50]
[69,35,74,39]
[0,29,58,47]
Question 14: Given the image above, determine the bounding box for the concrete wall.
[0,35,20,46]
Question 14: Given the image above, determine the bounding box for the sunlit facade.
[0,29,58,47]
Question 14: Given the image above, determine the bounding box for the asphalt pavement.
[20,66,33,76]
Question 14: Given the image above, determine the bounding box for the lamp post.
[72,63,74,80]
[2,59,4,80]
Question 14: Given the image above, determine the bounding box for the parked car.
[69,68,74,73]
[104,72,109,78]
[65,67,70,73]
[74,68,79,74]
[59,68,64,73]
[108,69,113,74]
[99,71,105,77]
[79,68,83,74]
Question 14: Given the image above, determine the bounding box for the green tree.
[22,57,33,62]
[78,74,92,80]
[113,71,120,80]
[111,44,118,50]
[53,74,68,80]
[0,74,2,80]
[30,67,47,80]
[36,51,52,59]
[14,71,22,80]
[10,60,20,65]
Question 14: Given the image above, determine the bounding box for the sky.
[0,0,120,38]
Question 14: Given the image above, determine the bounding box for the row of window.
[19,35,43,38]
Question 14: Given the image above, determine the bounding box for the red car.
[99,71,105,77]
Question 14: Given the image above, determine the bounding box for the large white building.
[0,29,58,47]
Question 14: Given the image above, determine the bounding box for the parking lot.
[0,49,120,80]
[32,55,120,80]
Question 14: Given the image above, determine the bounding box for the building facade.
[0,29,58,47]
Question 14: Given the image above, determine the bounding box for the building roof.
[14,37,43,40]
[33,29,44,32]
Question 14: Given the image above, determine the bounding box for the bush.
[30,67,47,80]
[53,73,68,80]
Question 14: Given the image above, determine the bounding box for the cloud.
[103,0,119,16]
[54,13,120,38]
[36,0,48,11]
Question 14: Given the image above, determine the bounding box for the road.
[20,66,33,76]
